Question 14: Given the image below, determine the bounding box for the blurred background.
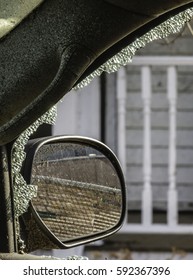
[34,18,193,260]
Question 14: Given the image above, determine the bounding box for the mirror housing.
[20,136,126,251]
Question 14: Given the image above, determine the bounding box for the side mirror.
[21,136,126,250]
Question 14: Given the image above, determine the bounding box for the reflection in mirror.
[30,142,122,242]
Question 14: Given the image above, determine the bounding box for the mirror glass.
[30,142,123,242]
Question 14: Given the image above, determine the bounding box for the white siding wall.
[52,78,100,140]
[125,58,193,213]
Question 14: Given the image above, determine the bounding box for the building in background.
[52,20,193,259]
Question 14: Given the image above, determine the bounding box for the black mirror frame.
[20,135,126,249]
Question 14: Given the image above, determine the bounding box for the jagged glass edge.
[75,8,193,89]
[11,8,193,218]
[12,106,57,218]
[9,7,193,255]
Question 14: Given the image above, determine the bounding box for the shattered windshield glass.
[10,7,193,248]
[75,8,193,89]
[12,106,57,218]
